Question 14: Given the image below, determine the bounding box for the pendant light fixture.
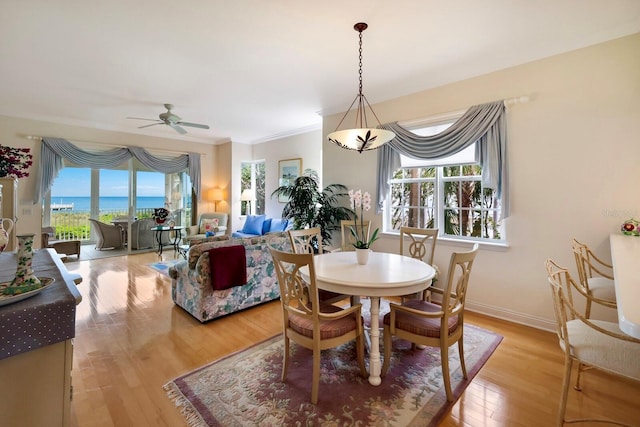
[327,22,395,153]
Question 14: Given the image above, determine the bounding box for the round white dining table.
[301,251,435,386]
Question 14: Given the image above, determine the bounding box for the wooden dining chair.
[545,259,640,426]
[382,243,478,402]
[339,220,371,252]
[571,238,616,318]
[288,227,324,255]
[269,247,367,404]
[399,227,439,300]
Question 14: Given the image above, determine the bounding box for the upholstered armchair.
[183,213,229,245]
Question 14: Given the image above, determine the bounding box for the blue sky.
[51,168,165,197]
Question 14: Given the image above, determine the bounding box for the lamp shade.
[208,188,223,202]
[240,189,254,201]
[328,128,395,152]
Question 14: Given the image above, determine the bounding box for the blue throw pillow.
[242,215,266,235]
[261,218,272,235]
[269,218,288,232]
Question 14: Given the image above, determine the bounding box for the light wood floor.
[64,252,640,427]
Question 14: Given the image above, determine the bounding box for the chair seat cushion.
[289,304,359,340]
[587,277,617,302]
[565,319,640,381]
[49,240,81,256]
[383,299,459,338]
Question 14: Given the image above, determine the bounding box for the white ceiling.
[1,0,639,145]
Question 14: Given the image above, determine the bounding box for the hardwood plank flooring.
[64,252,640,426]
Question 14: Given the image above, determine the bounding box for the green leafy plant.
[271,169,352,250]
[348,189,379,249]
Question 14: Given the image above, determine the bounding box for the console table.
[0,249,82,427]
[609,234,640,338]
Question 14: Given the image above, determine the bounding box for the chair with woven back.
[41,226,81,258]
[288,228,351,305]
[399,227,439,300]
[382,243,479,402]
[571,238,616,318]
[88,218,124,250]
[545,259,640,426]
[268,247,367,404]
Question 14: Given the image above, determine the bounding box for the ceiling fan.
[127,104,210,135]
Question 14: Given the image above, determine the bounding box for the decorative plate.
[0,277,55,307]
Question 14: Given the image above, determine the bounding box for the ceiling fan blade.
[127,117,161,122]
[177,121,210,130]
[138,122,163,129]
[169,123,187,135]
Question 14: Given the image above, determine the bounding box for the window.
[241,160,265,215]
[386,122,504,242]
[44,162,192,242]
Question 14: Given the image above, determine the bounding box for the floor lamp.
[208,188,223,211]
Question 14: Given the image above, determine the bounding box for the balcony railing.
[48,208,191,241]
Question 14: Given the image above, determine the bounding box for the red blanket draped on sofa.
[207,245,247,290]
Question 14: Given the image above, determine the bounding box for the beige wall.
[230,130,322,233]
[252,130,322,218]
[0,115,218,243]
[322,33,640,329]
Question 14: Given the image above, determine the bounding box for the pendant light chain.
[327,22,395,153]
[358,30,363,96]
[357,29,365,128]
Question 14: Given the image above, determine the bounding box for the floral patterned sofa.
[168,232,291,322]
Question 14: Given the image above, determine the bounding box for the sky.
[50,168,166,197]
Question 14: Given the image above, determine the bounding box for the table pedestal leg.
[155,230,163,256]
[368,296,382,386]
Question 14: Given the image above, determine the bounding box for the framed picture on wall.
[278,158,302,203]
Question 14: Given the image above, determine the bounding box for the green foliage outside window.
[389,164,501,240]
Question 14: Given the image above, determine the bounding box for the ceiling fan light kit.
[127,104,210,135]
[327,22,395,154]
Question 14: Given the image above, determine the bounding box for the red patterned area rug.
[163,324,502,427]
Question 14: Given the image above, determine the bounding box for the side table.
[153,226,185,256]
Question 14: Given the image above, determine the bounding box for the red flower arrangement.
[0,144,33,179]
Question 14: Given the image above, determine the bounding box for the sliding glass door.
[45,160,193,249]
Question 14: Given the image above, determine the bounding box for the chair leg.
[585,297,592,319]
[281,336,290,382]
[441,344,453,401]
[574,362,587,391]
[558,355,573,427]
[457,338,467,379]
[311,348,321,404]
[356,333,367,378]
[381,325,392,376]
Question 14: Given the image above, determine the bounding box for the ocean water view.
[50,196,167,212]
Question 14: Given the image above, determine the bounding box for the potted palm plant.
[271,169,352,251]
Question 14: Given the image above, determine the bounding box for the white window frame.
[384,114,506,244]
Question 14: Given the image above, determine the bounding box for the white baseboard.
[465,300,556,333]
